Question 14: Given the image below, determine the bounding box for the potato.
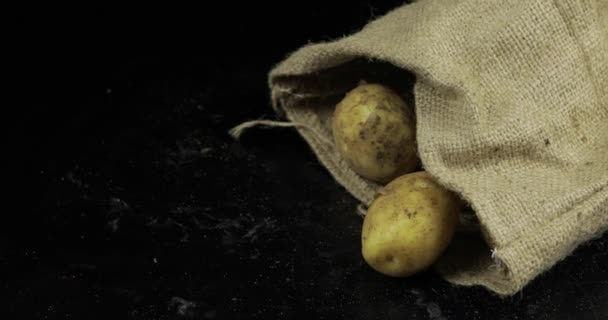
[361,171,460,277]
[332,82,418,183]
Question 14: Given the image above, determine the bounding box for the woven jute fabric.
[267,0,608,295]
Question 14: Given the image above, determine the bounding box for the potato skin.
[361,171,460,277]
[332,83,418,183]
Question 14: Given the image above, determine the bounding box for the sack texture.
[267,0,608,295]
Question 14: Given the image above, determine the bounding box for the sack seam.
[496,176,608,255]
[495,179,608,292]
[552,0,603,103]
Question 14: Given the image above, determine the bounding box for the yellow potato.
[361,171,460,277]
[332,83,418,183]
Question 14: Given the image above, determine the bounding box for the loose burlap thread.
[263,0,608,295]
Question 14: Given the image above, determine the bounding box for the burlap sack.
[263,0,608,295]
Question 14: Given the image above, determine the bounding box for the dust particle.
[404,209,417,219]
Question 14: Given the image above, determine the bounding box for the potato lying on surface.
[361,171,460,277]
[332,83,418,183]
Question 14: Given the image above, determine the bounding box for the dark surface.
[8,3,608,319]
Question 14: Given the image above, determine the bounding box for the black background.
[7,2,608,319]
